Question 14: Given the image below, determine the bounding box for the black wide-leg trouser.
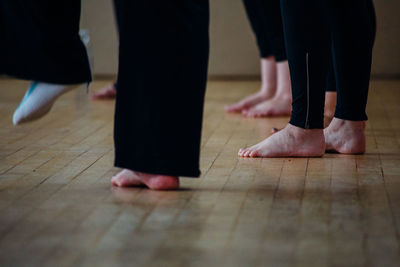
[242,0,287,61]
[0,0,91,84]
[113,0,210,177]
[281,0,376,129]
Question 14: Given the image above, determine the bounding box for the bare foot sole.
[91,84,117,100]
[324,118,366,154]
[239,124,325,158]
[242,96,291,118]
[111,169,179,190]
[224,91,273,113]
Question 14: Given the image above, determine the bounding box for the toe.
[111,175,122,187]
[224,105,233,111]
[226,103,244,112]
[238,149,247,157]
[249,150,259,157]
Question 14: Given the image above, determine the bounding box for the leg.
[324,0,376,153]
[91,0,120,101]
[239,0,330,158]
[270,51,337,132]
[242,60,292,117]
[225,0,287,113]
[112,0,209,189]
[0,0,91,124]
[0,0,91,83]
[324,53,337,126]
[225,57,277,113]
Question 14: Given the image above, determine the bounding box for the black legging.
[280,0,376,129]
[242,0,287,62]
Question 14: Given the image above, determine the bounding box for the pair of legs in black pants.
[239,0,376,158]
[284,0,376,128]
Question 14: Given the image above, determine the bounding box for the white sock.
[13,82,79,125]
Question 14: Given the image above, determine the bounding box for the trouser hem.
[289,117,324,129]
[334,110,368,122]
[1,72,92,85]
[114,157,201,178]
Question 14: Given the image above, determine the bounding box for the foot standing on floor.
[225,0,292,116]
[239,0,376,157]
[91,83,117,100]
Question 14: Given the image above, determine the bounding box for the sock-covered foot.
[111,169,179,190]
[324,118,366,154]
[242,95,291,118]
[238,124,325,158]
[13,82,78,125]
[91,83,116,100]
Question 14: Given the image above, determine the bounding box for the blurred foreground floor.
[0,78,400,266]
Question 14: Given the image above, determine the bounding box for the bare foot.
[242,95,291,118]
[111,169,179,190]
[225,57,277,113]
[91,84,116,100]
[324,118,366,154]
[241,60,292,118]
[225,90,272,113]
[238,124,325,158]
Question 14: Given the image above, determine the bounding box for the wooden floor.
[0,78,400,266]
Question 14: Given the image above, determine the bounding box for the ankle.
[331,118,366,131]
[324,111,335,120]
[260,86,276,98]
[273,91,292,101]
[287,124,324,138]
